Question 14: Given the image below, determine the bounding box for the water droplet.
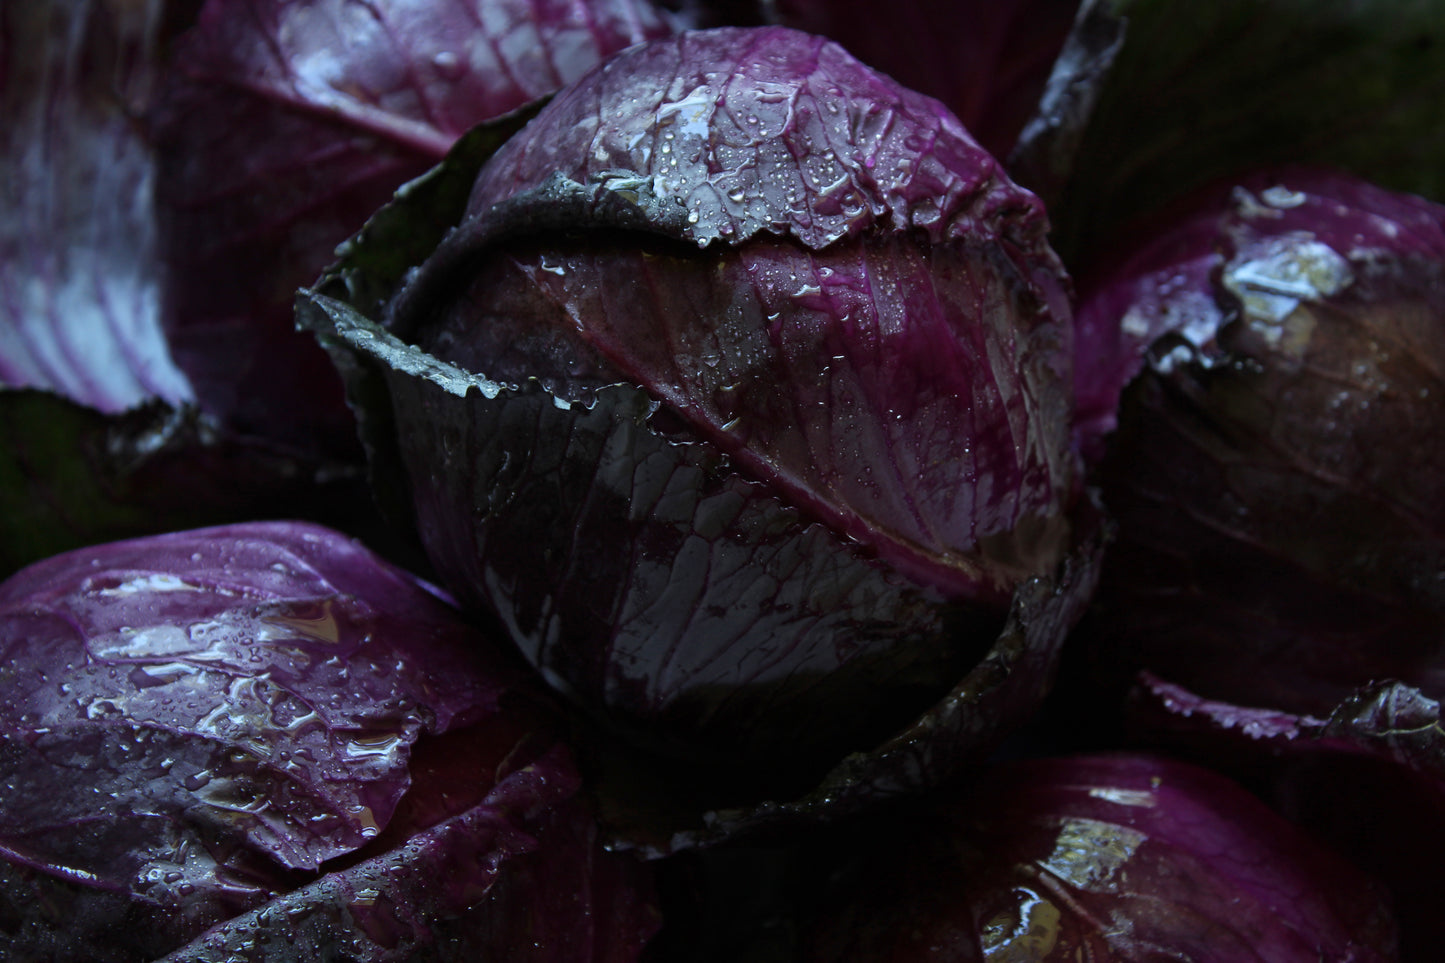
[91,624,198,660]
[344,732,404,760]
[1260,185,1307,209]
[84,699,122,720]
[432,50,464,80]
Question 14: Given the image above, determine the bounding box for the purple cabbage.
[0,521,658,962]
[804,752,1398,961]
[415,25,1078,601]
[1075,168,1445,716]
[1129,673,1445,963]
[301,24,1097,831]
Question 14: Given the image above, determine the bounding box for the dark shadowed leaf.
[766,0,1082,163]
[0,388,376,579]
[1049,0,1445,268]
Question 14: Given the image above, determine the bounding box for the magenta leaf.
[0,0,193,413]
[0,522,658,961]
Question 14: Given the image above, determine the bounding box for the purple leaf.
[1130,673,1445,963]
[0,521,658,961]
[0,0,193,413]
[805,752,1399,961]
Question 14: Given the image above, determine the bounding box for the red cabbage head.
[303,25,1094,820]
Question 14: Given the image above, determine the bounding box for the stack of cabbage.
[2,1,1441,959]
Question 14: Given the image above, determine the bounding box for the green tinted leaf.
[0,388,373,577]
[317,105,546,317]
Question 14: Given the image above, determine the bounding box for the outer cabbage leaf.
[0,0,366,572]
[148,741,659,962]
[804,753,1398,961]
[0,0,192,413]
[302,25,1096,843]
[0,521,658,962]
[579,534,1102,854]
[1004,0,1126,209]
